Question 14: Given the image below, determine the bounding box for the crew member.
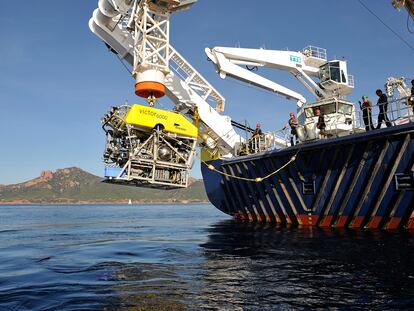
[250,123,263,152]
[409,79,414,114]
[359,95,374,131]
[315,108,326,138]
[376,89,392,129]
[252,123,262,137]
[283,112,299,146]
[411,79,414,98]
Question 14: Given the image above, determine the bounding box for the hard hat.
[289,112,294,116]
[362,95,368,99]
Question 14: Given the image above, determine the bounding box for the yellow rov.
[102,104,198,189]
[125,104,198,138]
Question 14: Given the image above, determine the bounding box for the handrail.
[241,96,414,155]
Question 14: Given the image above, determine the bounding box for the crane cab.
[296,99,356,141]
[319,60,354,97]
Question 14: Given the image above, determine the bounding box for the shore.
[0,200,210,205]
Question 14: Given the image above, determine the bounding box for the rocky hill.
[0,167,208,204]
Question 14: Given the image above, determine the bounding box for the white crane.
[386,76,412,99]
[393,0,414,20]
[205,45,357,138]
[89,0,243,158]
[205,46,354,108]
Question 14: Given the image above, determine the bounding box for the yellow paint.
[125,104,198,138]
[200,147,220,162]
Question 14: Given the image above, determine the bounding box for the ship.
[201,120,414,230]
[89,0,414,229]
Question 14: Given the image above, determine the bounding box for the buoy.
[135,81,166,98]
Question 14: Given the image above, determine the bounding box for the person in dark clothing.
[411,79,414,97]
[376,89,392,129]
[252,123,262,138]
[315,108,326,138]
[410,79,414,114]
[249,123,263,153]
[283,112,299,146]
[359,95,374,131]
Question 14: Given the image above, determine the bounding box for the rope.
[200,152,298,182]
[165,133,299,183]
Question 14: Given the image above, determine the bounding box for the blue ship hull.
[201,123,414,229]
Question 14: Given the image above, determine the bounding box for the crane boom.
[89,0,242,157]
[205,47,307,106]
[205,46,354,108]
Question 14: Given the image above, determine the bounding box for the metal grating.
[395,173,414,191]
[302,180,315,195]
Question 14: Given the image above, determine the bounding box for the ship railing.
[302,46,327,60]
[348,75,355,88]
[236,129,288,155]
[234,96,414,156]
[351,96,413,133]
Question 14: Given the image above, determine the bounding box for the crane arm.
[386,77,411,98]
[205,48,307,107]
[89,0,243,156]
[205,46,355,106]
[205,46,333,107]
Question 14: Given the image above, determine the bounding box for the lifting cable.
[357,0,414,52]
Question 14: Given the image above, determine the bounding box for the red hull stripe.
[367,216,383,229]
[386,217,402,230]
[351,216,365,228]
[319,215,334,228]
[297,215,319,226]
[335,216,348,228]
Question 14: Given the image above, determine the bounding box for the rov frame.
[102,104,198,190]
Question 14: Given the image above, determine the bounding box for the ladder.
[168,46,225,112]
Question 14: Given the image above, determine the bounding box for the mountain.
[0,167,208,204]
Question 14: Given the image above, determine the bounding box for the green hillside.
[0,168,208,204]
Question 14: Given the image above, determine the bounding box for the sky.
[0,0,413,184]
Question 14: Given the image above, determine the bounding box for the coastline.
[0,200,210,205]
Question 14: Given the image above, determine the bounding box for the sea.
[0,204,413,311]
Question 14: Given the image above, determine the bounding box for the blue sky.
[0,1,413,184]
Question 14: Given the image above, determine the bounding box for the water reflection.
[198,220,414,310]
[0,205,413,310]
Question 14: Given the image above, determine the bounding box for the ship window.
[305,108,314,118]
[320,62,342,84]
[298,113,305,123]
[341,70,346,83]
[329,62,341,83]
[304,103,336,117]
[319,64,330,83]
[320,103,336,115]
[338,103,352,115]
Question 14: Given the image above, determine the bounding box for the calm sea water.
[0,204,413,311]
